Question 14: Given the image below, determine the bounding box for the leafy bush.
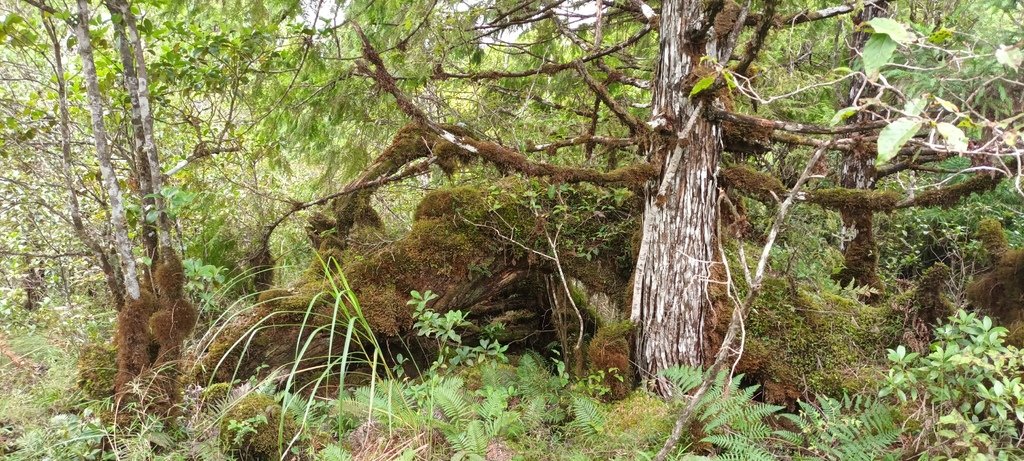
[881,311,1024,459]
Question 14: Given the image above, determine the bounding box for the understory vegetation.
[1,0,1023,459]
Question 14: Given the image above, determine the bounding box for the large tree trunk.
[631,0,727,396]
[836,1,888,297]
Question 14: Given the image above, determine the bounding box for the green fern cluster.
[662,366,781,461]
[776,395,900,461]
[661,366,900,461]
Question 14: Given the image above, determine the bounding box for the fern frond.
[567,395,605,438]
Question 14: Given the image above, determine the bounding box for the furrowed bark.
[631,0,724,397]
[74,0,141,302]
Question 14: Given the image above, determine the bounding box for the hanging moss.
[219,393,301,461]
[834,216,884,298]
[914,263,954,326]
[153,249,185,297]
[586,321,634,401]
[721,164,785,202]
[77,341,117,400]
[807,188,900,212]
[713,0,743,38]
[114,288,159,393]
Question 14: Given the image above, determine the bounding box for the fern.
[431,377,474,423]
[775,395,899,461]
[567,395,605,437]
[659,366,783,460]
[448,420,489,460]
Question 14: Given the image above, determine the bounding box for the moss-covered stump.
[77,341,117,400]
[967,219,1024,345]
[198,181,639,386]
[219,393,301,460]
[725,278,901,406]
[586,321,634,401]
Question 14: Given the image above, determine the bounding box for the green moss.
[913,263,954,326]
[77,341,117,400]
[834,215,884,298]
[807,188,900,212]
[740,278,900,405]
[977,218,1009,259]
[412,186,487,221]
[201,382,231,403]
[721,164,786,201]
[967,219,1023,326]
[602,392,673,447]
[220,393,301,460]
[586,321,634,401]
[908,174,1001,209]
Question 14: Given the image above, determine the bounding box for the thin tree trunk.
[837,0,888,296]
[43,16,126,308]
[74,0,141,302]
[109,9,159,265]
[631,0,725,396]
[120,2,171,249]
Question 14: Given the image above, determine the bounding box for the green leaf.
[877,117,922,164]
[862,34,898,78]
[830,107,859,126]
[722,70,737,90]
[867,18,913,44]
[936,122,968,151]
[690,75,716,96]
[934,96,960,113]
[904,97,928,117]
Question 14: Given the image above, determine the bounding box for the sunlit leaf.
[829,107,859,126]
[995,45,1022,70]
[936,122,968,152]
[877,117,922,164]
[690,75,716,96]
[862,34,897,78]
[867,18,913,44]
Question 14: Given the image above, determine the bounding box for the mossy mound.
[77,341,117,400]
[201,382,232,404]
[734,278,901,405]
[967,220,1024,344]
[200,180,638,384]
[219,393,301,461]
[586,321,634,401]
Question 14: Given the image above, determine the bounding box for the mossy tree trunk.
[631,0,730,396]
[836,0,889,297]
[71,0,196,413]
